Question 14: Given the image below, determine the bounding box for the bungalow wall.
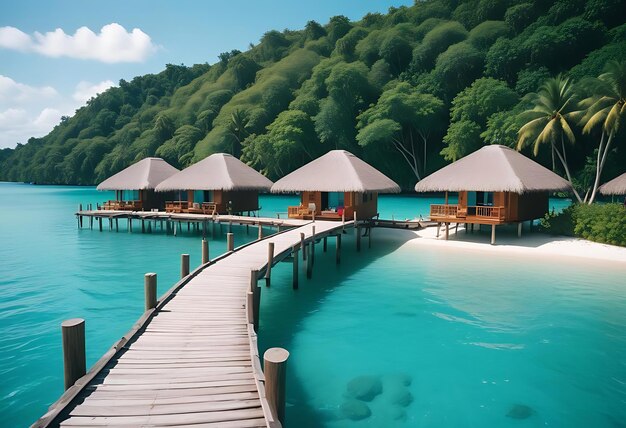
[457,191,549,222]
[187,189,260,214]
[300,191,378,220]
[141,189,172,211]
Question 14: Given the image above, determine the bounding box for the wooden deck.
[35,219,352,427]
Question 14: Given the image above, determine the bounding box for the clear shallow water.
[258,234,626,427]
[0,182,580,426]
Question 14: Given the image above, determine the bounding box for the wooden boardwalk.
[35,219,352,427]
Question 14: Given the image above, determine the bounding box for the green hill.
[1,0,625,192]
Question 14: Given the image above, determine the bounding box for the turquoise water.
[259,234,626,427]
[0,182,588,427]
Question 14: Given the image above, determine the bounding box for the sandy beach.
[378,223,626,264]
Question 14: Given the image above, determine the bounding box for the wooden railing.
[430,204,459,218]
[102,200,142,211]
[474,205,505,219]
[165,201,188,213]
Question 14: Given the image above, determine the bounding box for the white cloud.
[0,77,118,148]
[0,23,156,63]
[73,80,115,104]
[0,75,57,103]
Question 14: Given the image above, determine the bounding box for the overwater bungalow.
[96,157,180,211]
[271,150,400,221]
[154,153,273,215]
[414,145,572,243]
[599,172,626,198]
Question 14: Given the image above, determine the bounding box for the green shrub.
[540,203,626,247]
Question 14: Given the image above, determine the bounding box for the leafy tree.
[335,27,369,60]
[468,20,510,50]
[228,55,261,89]
[155,125,202,166]
[485,37,525,84]
[154,113,175,141]
[517,76,583,201]
[378,25,415,74]
[515,66,551,95]
[409,21,468,73]
[433,42,485,99]
[326,15,353,44]
[504,2,536,34]
[442,77,518,159]
[303,20,326,42]
[441,120,482,161]
[357,82,445,179]
[578,61,626,203]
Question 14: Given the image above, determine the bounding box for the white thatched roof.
[155,153,273,192]
[97,157,179,191]
[598,172,626,195]
[414,145,571,194]
[271,150,400,193]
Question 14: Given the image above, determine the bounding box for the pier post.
[311,226,316,265]
[368,225,372,249]
[144,273,157,311]
[356,225,361,252]
[90,216,93,230]
[266,242,274,287]
[323,236,327,252]
[342,210,345,232]
[264,347,289,425]
[181,254,190,278]
[436,222,440,238]
[141,219,145,233]
[202,239,209,264]
[336,234,341,264]
[300,233,306,261]
[250,270,260,332]
[258,223,263,240]
[491,224,496,245]
[128,218,132,233]
[517,222,522,238]
[445,223,449,240]
[353,211,357,235]
[115,218,118,232]
[62,318,86,391]
[247,290,254,328]
[98,217,102,232]
[306,242,313,279]
[292,245,299,290]
[227,233,234,252]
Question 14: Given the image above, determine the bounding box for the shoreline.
[376,224,626,264]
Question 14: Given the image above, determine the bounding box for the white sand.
[377,223,626,264]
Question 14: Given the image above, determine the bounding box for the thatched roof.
[414,145,571,194]
[155,153,273,192]
[97,157,179,191]
[271,150,400,193]
[598,172,626,195]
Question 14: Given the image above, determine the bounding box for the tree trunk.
[553,138,582,202]
[588,131,614,204]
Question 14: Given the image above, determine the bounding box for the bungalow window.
[326,192,345,210]
[476,192,494,206]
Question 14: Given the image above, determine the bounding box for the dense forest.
[1,0,625,197]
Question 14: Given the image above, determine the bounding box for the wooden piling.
[266,242,274,287]
[181,254,190,278]
[445,223,449,240]
[336,234,341,264]
[517,222,522,238]
[300,233,306,261]
[62,318,86,391]
[202,239,209,264]
[115,218,118,232]
[227,232,234,251]
[356,226,361,251]
[436,222,440,238]
[250,270,260,332]
[144,273,157,311]
[90,216,93,230]
[306,242,313,279]
[311,226,315,265]
[292,245,299,290]
[491,224,496,245]
[263,347,289,425]
[258,223,263,240]
[368,225,372,249]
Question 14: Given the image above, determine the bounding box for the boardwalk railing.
[430,204,459,218]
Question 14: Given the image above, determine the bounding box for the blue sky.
[0,0,411,148]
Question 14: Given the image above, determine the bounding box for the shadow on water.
[257,227,415,427]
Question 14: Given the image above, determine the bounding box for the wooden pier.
[35,219,354,427]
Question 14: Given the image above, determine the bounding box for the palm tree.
[578,60,626,204]
[226,109,250,157]
[517,76,582,202]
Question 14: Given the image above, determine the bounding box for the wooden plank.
[79,391,260,406]
[60,407,265,426]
